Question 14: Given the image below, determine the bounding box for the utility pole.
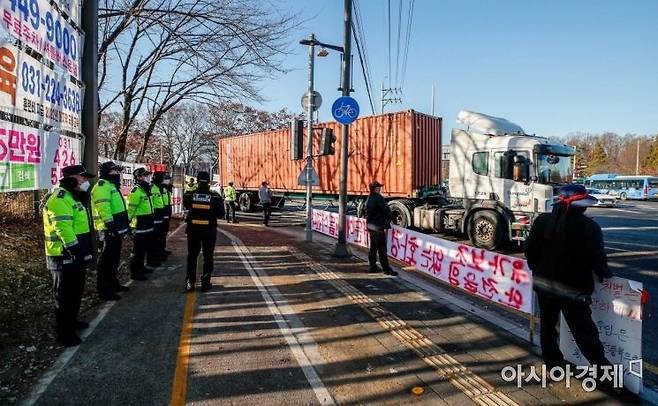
[636,139,640,175]
[81,0,98,177]
[334,0,353,258]
[304,34,316,242]
[431,84,436,116]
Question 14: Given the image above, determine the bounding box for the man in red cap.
[365,180,397,276]
[525,184,613,376]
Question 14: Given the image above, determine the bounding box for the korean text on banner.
[311,209,533,314]
[0,0,84,80]
[98,157,146,196]
[0,122,81,191]
[560,277,643,394]
[0,42,82,133]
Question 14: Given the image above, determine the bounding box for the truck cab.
[447,111,575,248]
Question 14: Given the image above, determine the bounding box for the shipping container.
[218,110,442,208]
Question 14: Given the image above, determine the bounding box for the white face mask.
[79,180,91,192]
[144,176,152,183]
[163,179,171,185]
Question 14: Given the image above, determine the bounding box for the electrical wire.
[400,0,415,88]
[352,0,376,114]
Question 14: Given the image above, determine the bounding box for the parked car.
[587,188,618,207]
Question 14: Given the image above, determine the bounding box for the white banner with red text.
[560,277,644,394]
[311,209,533,314]
[0,121,81,191]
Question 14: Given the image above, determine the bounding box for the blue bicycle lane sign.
[331,96,360,124]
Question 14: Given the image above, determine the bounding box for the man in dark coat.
[525,184,613,371]
[365,181,397,276]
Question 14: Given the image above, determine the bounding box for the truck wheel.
[388,199,413,228]
[238,193,254,212]
[468,211,506,250]
[619,192,627,201]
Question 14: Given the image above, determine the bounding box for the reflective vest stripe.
[44,235,59,242]
[64,240,79,248]
[192,204,210,209]
[52,215,73,221]
[191,219,209,225]
[94,198,110,203]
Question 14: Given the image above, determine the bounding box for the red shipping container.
[218,110,442,198]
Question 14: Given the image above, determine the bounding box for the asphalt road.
[241,198,658,386]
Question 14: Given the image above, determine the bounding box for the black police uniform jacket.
[183,186,225,233]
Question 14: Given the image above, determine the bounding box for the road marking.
[23,222,185,406]
[170,287,196,406]
[608,208,644,215]
[219,228,335,406]
[288,247,519,406]
[607,250,658,258]
[601,226,658,231]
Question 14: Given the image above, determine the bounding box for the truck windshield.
[536,154,573,184]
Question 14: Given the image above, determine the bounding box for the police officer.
[43,165,95,346]
[127,168,155,280]
[525,184,613,372]
[150,172,166,263]
[183,171,224,292]
[160,172,174,257]
[91,161,130,301]
[223,181,237,223]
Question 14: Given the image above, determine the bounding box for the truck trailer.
[218,110,575,250]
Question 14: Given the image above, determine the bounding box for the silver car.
[587,188,618,207]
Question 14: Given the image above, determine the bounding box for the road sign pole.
[81,0,98,176]
[334,0,353,257]
[305,34,316,242]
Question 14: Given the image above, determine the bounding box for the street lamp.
[299,35,344,242]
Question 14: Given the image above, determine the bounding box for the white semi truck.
[392,110,575,250]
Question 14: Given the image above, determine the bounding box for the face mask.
[144,176,152,183]
[79,180,91,192]
[108,173,121,185]
[163,180,171,185]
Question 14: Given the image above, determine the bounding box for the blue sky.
[257,0,658,140]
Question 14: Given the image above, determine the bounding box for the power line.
[400,0,415,88]
[394,0,403,87]
[387,0,391,87]
[352,0,375,115]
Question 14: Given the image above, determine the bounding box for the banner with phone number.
[0,0,84,80]
[0,121,81,191]
[0,42,82,132]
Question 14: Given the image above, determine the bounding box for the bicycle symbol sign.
[331,96,360,124]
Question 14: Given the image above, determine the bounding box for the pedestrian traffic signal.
[290,119,304,160]
[320,127,336,155]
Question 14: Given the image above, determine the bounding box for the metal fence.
[0,190,48,221]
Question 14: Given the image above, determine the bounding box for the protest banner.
[311,209,533,314]
[0,42,82,133]
[0,121,80,191]
[560,277,643,394]
[0,0,84,79]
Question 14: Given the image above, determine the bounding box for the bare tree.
[98,0,296,161]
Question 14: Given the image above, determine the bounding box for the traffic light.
[319,127,336,155]
[290,119,304,160]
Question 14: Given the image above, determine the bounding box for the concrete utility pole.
[304,34,316,242]
[81,0,98,176]
[334,0,353,258]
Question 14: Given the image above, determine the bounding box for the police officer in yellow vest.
[149,172,166,264]
[127,168,155,280]
[223,181,238,223]
[43,165,95,346]
[161,173,174,257]
[91,161,130,301]
[183,171,224,292]
[151,171,171,261]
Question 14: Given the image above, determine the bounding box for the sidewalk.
[24,218,637,405]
